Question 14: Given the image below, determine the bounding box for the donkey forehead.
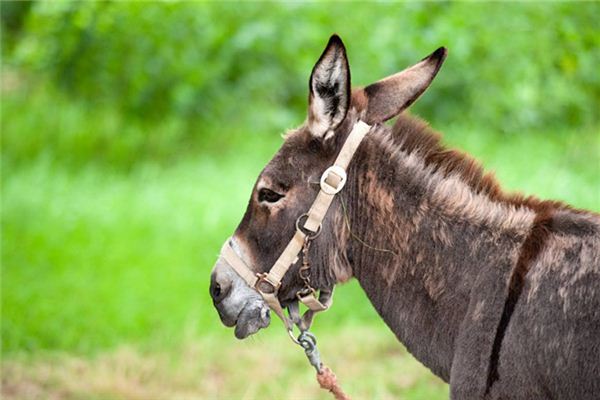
[260,155,301,186]
[260,132,324,181]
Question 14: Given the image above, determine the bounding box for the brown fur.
[214,36,600,400]
[362,47,447,124]
[231,106,600,399]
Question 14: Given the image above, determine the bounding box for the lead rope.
[297,332,350,400]
[296,239,350,400]
[317,367,350,400]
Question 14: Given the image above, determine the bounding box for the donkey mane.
[384,111,598,273]
[390,113,569,213]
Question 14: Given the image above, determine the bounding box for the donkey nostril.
[210,281,222,302]
[210,276,231,303]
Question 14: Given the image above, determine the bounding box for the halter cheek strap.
[220,120,372,338]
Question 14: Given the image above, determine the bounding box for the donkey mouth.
[234,303,271,339]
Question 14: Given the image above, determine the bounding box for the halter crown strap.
[304,120,371,231]
[219,120,372,336]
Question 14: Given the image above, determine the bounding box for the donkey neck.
[338,115,535,381]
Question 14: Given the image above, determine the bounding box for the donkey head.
[210,35,446,339]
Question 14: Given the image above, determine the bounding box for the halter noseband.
[219,120,372,341]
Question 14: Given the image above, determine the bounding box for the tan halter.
[220,120,372,341]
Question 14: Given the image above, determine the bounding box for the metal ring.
[287,328,300,344]
[295,213,321,239]
[298,331,317,347]
[298,265,311,280]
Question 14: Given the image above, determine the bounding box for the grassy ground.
[2,326,448,400]
[2,87,599,398]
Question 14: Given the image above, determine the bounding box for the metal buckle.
[320,165,347,195]
[254,273,279,294]
[296,286,316,301]
[295,213,322,239]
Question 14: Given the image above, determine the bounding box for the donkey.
[210,35,600,399]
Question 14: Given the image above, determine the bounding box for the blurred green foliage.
[2,1,599,169]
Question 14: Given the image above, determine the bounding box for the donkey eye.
[258,188,284,203]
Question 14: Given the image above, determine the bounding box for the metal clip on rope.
[297,331,322,372]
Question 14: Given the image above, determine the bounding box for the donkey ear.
[362,47,447,124]
[308,34,351,138]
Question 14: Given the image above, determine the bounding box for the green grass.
[2,89,598,399]
[1,326,448,400]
